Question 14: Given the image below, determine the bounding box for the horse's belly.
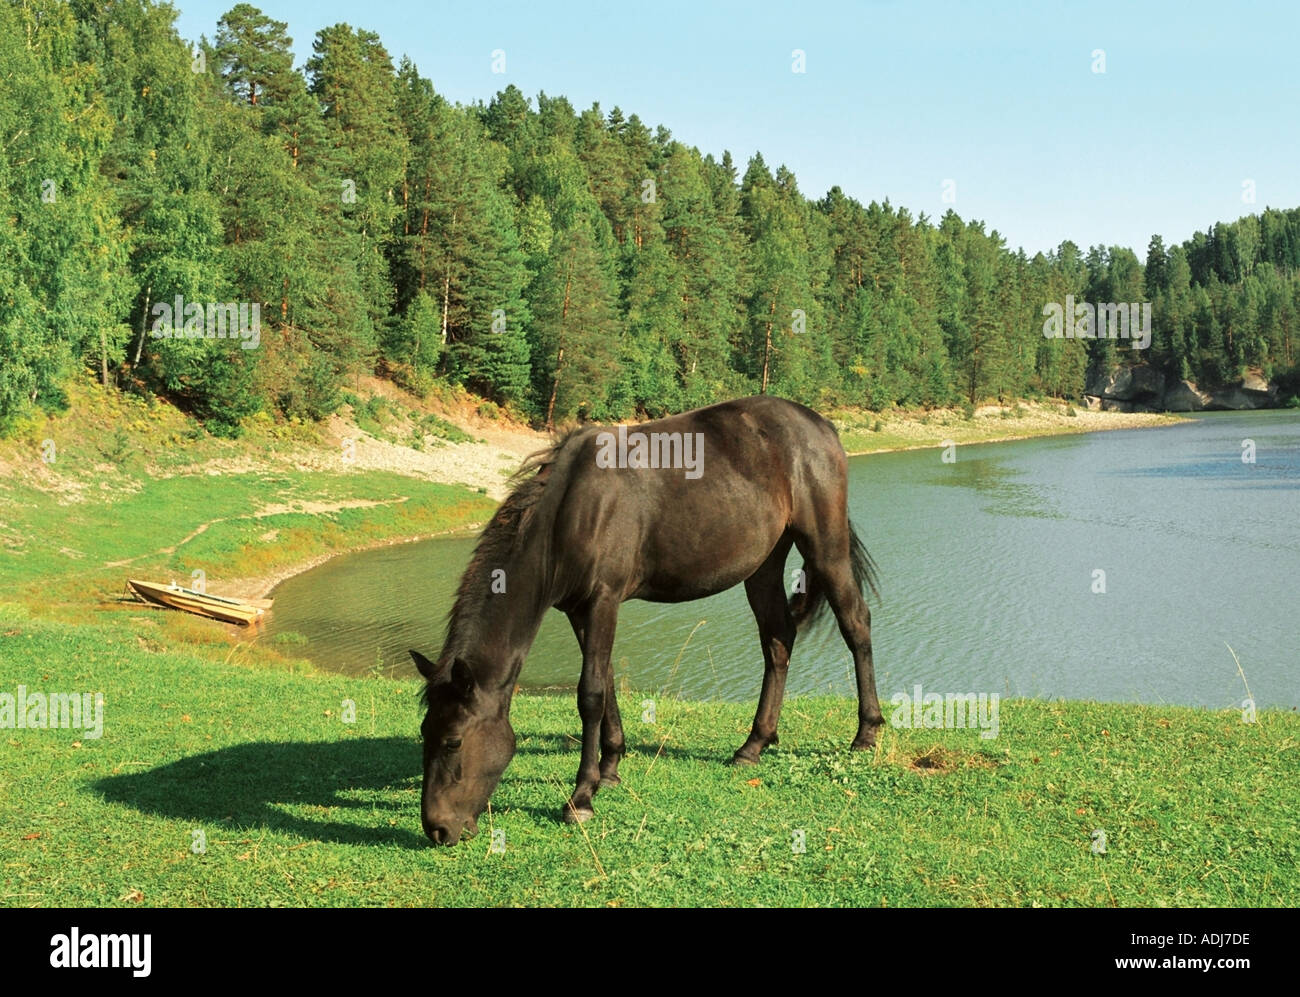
[632,569,751,603]
[631,519,782,602]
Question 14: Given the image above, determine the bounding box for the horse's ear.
[410,649,438,679]
[450,657,477,698]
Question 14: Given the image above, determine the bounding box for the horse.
[412,395,881,845]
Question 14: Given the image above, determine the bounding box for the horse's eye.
[445,738,462,750]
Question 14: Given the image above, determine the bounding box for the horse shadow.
[90,737,429,849]
[91,731,728,849]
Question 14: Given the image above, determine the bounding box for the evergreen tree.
[529,164,621,425]
[307,23,407,365]
[214,3,292,106]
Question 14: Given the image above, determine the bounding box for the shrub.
[101,425,132,462]
[390,362,439,399]
[419,413,474,444]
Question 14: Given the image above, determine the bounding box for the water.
[267,411,1300,709]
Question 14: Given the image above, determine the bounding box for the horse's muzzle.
[423,812,478,846]
[424,818,460,846]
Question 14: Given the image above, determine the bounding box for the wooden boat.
[126,579,269,626]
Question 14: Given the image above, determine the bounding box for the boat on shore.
[126,579,269,626]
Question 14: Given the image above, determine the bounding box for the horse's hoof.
[727,753,759,766]
[599,774,621,788]
[561,803,595,824]
[850,738,876,751]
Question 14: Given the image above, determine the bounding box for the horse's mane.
[426,426,590,693]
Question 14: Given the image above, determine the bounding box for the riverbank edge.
[839,415,1187,457]
[227,522,486,602]
[250,407,1192,602]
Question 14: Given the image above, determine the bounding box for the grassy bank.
[0,380,499,622]
[2,603,1295,907]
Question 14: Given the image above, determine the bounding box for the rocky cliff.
[1083,365,1282,413]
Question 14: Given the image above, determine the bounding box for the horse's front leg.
[567,612,626,790]
[563,597,619,823]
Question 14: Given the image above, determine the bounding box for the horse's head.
[412,650,515,845]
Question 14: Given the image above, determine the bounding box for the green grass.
[0,466,494,635]
[2,604,1296,907]
[0,384,496,614]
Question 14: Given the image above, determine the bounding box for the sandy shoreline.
[843,414,1187,456]
[217,522,486,603]
[835,403,1186,456]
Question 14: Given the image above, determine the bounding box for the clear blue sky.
[174,0,1300,258]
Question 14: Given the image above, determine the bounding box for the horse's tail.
[790,519,880,632]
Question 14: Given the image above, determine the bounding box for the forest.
[3,0,1300,436]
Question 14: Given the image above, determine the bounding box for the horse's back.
[665,394,852,542]
[548,397,848,606]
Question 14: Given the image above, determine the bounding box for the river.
[266,410,1299,709]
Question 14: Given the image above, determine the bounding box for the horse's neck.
[450,530,553,688]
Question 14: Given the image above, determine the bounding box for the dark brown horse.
[413,395,881,845]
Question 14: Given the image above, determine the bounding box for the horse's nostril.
[424,820,457,845]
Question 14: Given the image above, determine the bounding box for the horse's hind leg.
[840,581,882,749]
[800,528,883,750]
[731,535,797,765]
[598,667,626,787]
[568,613,626,790]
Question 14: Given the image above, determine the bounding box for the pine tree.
[660,146,744,407]
[740,155,824,398]
[307,23,408,366]
[529,171,620,425]
[214,4,293,106]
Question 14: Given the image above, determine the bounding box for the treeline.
[3,0,1300,436]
